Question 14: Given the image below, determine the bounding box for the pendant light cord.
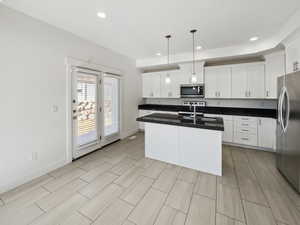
[190,29,197,75]
[165,35,171,65]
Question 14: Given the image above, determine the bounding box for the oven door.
[180,85,204,98]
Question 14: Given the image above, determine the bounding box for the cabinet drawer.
[235,126,257,135]
[234,116,258,123]
[234,132,258,146]
[234,117,257,129]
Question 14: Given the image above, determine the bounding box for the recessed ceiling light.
[249,36,259,42]
[196,46,202,50]
[156,52,161,56]
[97,12,107,19]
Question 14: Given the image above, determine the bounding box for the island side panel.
[178,126,222,176]
[145,122,180,165]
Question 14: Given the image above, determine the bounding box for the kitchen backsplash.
[143,98,277,109]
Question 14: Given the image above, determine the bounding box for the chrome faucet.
[189,102,197,123]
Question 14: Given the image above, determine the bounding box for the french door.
[71,68,121,159]
[72,68,102,158]
[103,74,120,143]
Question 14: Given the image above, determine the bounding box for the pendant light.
[165,34,171,84]
[190,29,197,84]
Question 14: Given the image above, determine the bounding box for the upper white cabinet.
[143,60,280,99]
[160,71,182,98]
[179,62,204,84]
[265,51,285,99]
[142,72,161,98]
[231,63,265,98]
[204,66,231,98]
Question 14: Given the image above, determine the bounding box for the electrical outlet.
[29,152,38,161]
[33,152,38,160]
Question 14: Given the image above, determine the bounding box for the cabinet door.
[231,66,248,98]
[217,67,232,98]
[179,62,203,84]
[258,118,276,150]
[247,64,265,98]
[160,71,181,98]
[265,52,285,99]
[142,74,153,97]
[223,120,233,142]
[204,68,218,98]
[160,73,172,98]
[152,73,161,97]
[171,72,182,98]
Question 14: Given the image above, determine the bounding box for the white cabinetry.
[265,51,285,99]
[233,116,258,146]
[231,63,265,98]
[258,118,276,150]
[204,66,231,98]
[142,73,161,98]
[145,122,222,176]
[179,62,204,84]
[139,110,277,151]
[160,71,182,98]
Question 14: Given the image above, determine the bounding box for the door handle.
[283,88,290,133]
[73,116,77,120]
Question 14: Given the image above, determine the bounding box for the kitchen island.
[137,113,224,176]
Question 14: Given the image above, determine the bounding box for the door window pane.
[104,77,119,136]
[76,74,97,146]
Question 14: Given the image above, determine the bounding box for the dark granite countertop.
[138,104,277,119]
[137,113,224,131]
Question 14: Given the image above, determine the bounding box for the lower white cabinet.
[145,122,222,176]
[258,118,276,150]
[223,120,234,143]
[139,110,276,151]
[233,116,258,146]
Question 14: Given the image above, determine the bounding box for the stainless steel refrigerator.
[277,71,300,193]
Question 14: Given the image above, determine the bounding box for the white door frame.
[66,57,122,162]
[71,67,102,159]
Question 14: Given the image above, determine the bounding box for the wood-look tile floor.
[1,132,300,225]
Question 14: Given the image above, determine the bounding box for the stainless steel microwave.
[180,84,204,98]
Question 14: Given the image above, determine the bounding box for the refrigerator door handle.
[278,88,284,126]
[283,89,290,133]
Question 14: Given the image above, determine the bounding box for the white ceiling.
[3,0,300,60]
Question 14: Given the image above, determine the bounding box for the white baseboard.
[0,159,69,194]
[223,142,276,152]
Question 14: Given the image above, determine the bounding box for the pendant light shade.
[190,29,197,83]
[165,35,171,84]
